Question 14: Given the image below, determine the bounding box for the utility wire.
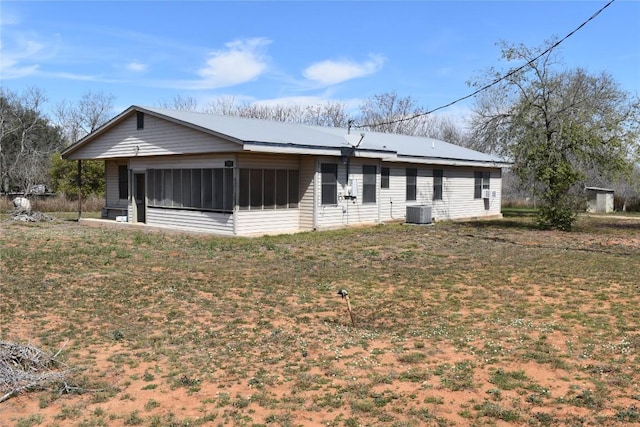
[355,0,616,129]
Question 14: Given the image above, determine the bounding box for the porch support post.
[77,160,82,219]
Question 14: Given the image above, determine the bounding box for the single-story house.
[585,186,614,213]
[61,106,510,236]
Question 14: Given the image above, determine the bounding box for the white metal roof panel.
[142,106,507,165]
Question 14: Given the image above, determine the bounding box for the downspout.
[232,158,238,236]
[313,159,318,230]
[77,160,82,220]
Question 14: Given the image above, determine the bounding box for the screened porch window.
[147,168,233,212]
[238,168,299,210]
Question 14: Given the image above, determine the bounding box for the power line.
[355,0,616,129]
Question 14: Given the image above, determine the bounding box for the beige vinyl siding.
[235,209,300,236]
[378,163,431,222]
[343,159,379,224]
[146,208,234,235]
[315,158,345,229]
[129,154,235,170]
[105,160,129,208]
[67,114,240,160]
[236,153,299,169]
[379,165,409,222]
[315,157,381,230]
[432,167,502,220]
[298,156,315,231]
[379,165,503,223]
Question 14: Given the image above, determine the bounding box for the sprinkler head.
[337,289,348,299]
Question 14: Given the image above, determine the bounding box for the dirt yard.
[1,214,639,426]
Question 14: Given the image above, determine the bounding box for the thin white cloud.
[303,54,385,86]
[172,38,271,90]
[0,35,47,79]
[126,62,148,72]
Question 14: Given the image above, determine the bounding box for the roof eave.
[394,154,511,168]
[243,141,396,158]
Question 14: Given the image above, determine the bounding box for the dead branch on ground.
[0,341,72,403]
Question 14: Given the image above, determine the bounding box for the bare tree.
[204,97,349,127]
[156,94,198,111]
[0,87,63,194]
[171,91,467,142]
[54,91,115,144]
[357,92,428,135]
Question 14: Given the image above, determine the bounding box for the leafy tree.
[49,153,104,199]
[0,87,65,194]
[471,40,639,230]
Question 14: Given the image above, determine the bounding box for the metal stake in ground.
[337,289,355,327]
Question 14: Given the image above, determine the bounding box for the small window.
[136,112,144,130]
[433,169,443,201]
[406,168,417,201]
[474,171,490,199]
[118,165,128,199]
[321,163,338,205]
[381,167,390,189]
[362,165,376,203]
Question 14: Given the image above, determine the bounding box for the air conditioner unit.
[406,205,432,224]
[481,189,492,199]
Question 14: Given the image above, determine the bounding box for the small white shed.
[585,187,614,213]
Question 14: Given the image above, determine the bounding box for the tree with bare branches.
[54,90,115,145]
[0,87,64,194]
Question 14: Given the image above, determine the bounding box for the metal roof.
[63,105,510,166]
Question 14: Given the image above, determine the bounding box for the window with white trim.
[362,165,376,203]
[381,167,390,189]
[321,163,338,205]
[433,169,443,201]
[118,165,128,200]
[474,171,490,199]
[406,168,417,201]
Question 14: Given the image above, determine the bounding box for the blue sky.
[1,0,639,125]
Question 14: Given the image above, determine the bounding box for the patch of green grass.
[488,368,529,390]
[14,414,44,427]
[474,401,520,422]
[436,361,476,391]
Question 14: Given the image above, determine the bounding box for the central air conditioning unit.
[406,205,432,225]
[482,189,492,199]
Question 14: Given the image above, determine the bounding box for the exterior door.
[134,173,146,223]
